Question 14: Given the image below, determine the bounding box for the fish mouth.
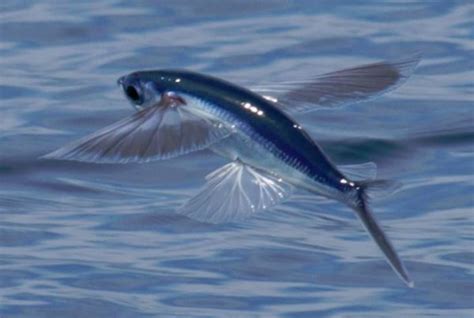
[117,76,125,87]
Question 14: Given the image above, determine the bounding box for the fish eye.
[125,85,141,102]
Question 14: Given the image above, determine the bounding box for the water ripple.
[1,1,473,317]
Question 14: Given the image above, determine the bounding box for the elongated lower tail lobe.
[353,187,414,287]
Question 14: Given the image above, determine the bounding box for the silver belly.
[209,133,291,174]
[209,133,340,199]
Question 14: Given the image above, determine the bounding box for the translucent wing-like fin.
[340,162,401,200]
[358,179,402,201]
[252,55,421,113]
[338,161,377,181]
[42,102,230,163]
[177,162,294,224]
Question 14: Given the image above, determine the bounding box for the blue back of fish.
[134,69,347,190]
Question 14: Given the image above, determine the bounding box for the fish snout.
[117,76,125,87]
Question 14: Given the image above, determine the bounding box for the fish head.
[117,70,187,110]
[117,72,163,110]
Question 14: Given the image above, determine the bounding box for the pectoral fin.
[252,55,421,113]
[42,100,231,163]
[177,162,294,224]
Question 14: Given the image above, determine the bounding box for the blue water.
[1,1,473,317]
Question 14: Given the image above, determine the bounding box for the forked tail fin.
[352,185,414,287]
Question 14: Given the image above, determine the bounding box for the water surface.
[1,1,473,317]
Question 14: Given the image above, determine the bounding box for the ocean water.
[1,1,473,317]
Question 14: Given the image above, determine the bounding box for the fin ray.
[42,102,231,163]
[251,55,421,113]
[177,162,294,224]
